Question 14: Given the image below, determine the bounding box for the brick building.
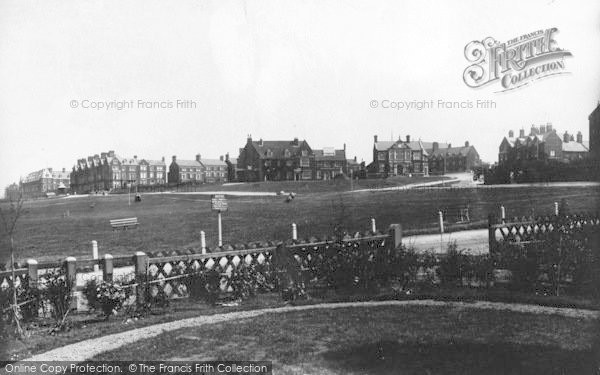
[313,146,347,180]
[21,168,70,198]
[367,135,428,177]
[236,137,314,182]
[428,142,481,174]
[590,102,600,159]
[168,155,204,184]
[71,151,167,194]
[498,124,589,165]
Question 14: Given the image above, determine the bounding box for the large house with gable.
[367,135,428,177]
[236,137,314,182]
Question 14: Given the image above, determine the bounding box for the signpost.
[211,194,228,246]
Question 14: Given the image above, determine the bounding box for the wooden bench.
[110,217,139,230]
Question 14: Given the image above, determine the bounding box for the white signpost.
[211,194,228,247]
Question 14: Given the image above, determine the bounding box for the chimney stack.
[247,135,252,144]
[225,153,230,161]
[540,125,546,134]
[219,155,224,161]
[447,143,452,148]
[406,135,411,143]
[195,154,201,162]
[172,155,177,162]
[433,142,439,152]
[343,143,346,151]
[161,156,165,162]
[62,168,66,172]
[354,156,357,162]
[577,131,583,143]
[101,152,107,159]
[465,141,470,147]
[563,131,569,143]
[292,137,298,146]
[519,129,525,138]
[509,130,514,138]
[108,150,115,157]
[374,135,378,143]
[547,122,553,132]
[134,155,137,159]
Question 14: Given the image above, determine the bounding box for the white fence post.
[554,202,559,216]
[200,231,206,254]
[292,223,297,241]
[91,240,99,272]
[500,206,505,222]
[371,218,377,233]
[438,211,444,234]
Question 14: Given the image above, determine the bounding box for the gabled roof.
[200,159,227,166]
[374,141,396,151]
[314,149,346,161]
[251,139,310,159]
[175,160,202,167]
[408,140,429,156]
[52,170,70,179]
[562,142,589,153]
[431,146,476,157]
[141,159,166,166]
[421,141,449,151]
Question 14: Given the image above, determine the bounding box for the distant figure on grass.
[135,193,142,202]
[285,192,296,203]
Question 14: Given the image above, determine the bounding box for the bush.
[183,268,221,305]
[437,242,468,286]
[83,280,127,319]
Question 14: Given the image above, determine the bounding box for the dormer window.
[284,149,290,157]
[266,149,273,157]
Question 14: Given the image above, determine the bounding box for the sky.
[1,0,599,195]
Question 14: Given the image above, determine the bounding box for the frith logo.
[463,28,572,92]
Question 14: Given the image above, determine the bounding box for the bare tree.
[0,192,26,337]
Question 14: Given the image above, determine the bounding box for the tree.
[0,192,26,337]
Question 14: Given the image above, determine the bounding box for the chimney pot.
[374,135,378,143]
[433,142,439,152]
[447,143,452,148]
[162,156,165,162]
[220,155,224,161]
[406,135,411,143]
[196,154,201,162]
[465,141,469,147]
[519,129,525,138]
[576,131,583,143]
[172,155,177,162]
[563,131,569,143]
[509,130,514,138]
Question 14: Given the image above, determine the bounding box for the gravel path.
[22,300,600,362]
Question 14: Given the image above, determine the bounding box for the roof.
[142,159,166,166]
[51,170,70,179]
[314,149,346,161]
[374,141,396,151]
[408,140,429,156]
[421,141,449,151]
[251,139,309,159]
[431,146,476,157]
[562,142,589,153]
[175,160,202,167]
[200,159,227,166]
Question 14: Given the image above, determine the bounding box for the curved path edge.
[18,300,600,362]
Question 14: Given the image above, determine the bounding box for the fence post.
[133,251,148,306]
[26,259,38,289]
[64,257,77,309]
[438,211,444,234]
[292,223,297,241]
[103,254,113,282]
[554,201,559,216]
[371,218,377,233]
[500,206,505,222]
[91,240,99,272]
[389,224,402,249]
[200,231,206,254]
[488,214,496,254]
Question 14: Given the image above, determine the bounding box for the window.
[300,158,310,167]
[550,150,555,157]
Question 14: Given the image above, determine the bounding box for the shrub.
[83,280,127,319]
[437,242,468,286]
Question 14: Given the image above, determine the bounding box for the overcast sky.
[1,0,599,194]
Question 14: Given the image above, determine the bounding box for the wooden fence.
[0,224,402,309]
[488,212,600,254]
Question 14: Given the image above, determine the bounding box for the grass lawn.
[2,184,599,262]
[3,287,599,364]
[92,304,600,374]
